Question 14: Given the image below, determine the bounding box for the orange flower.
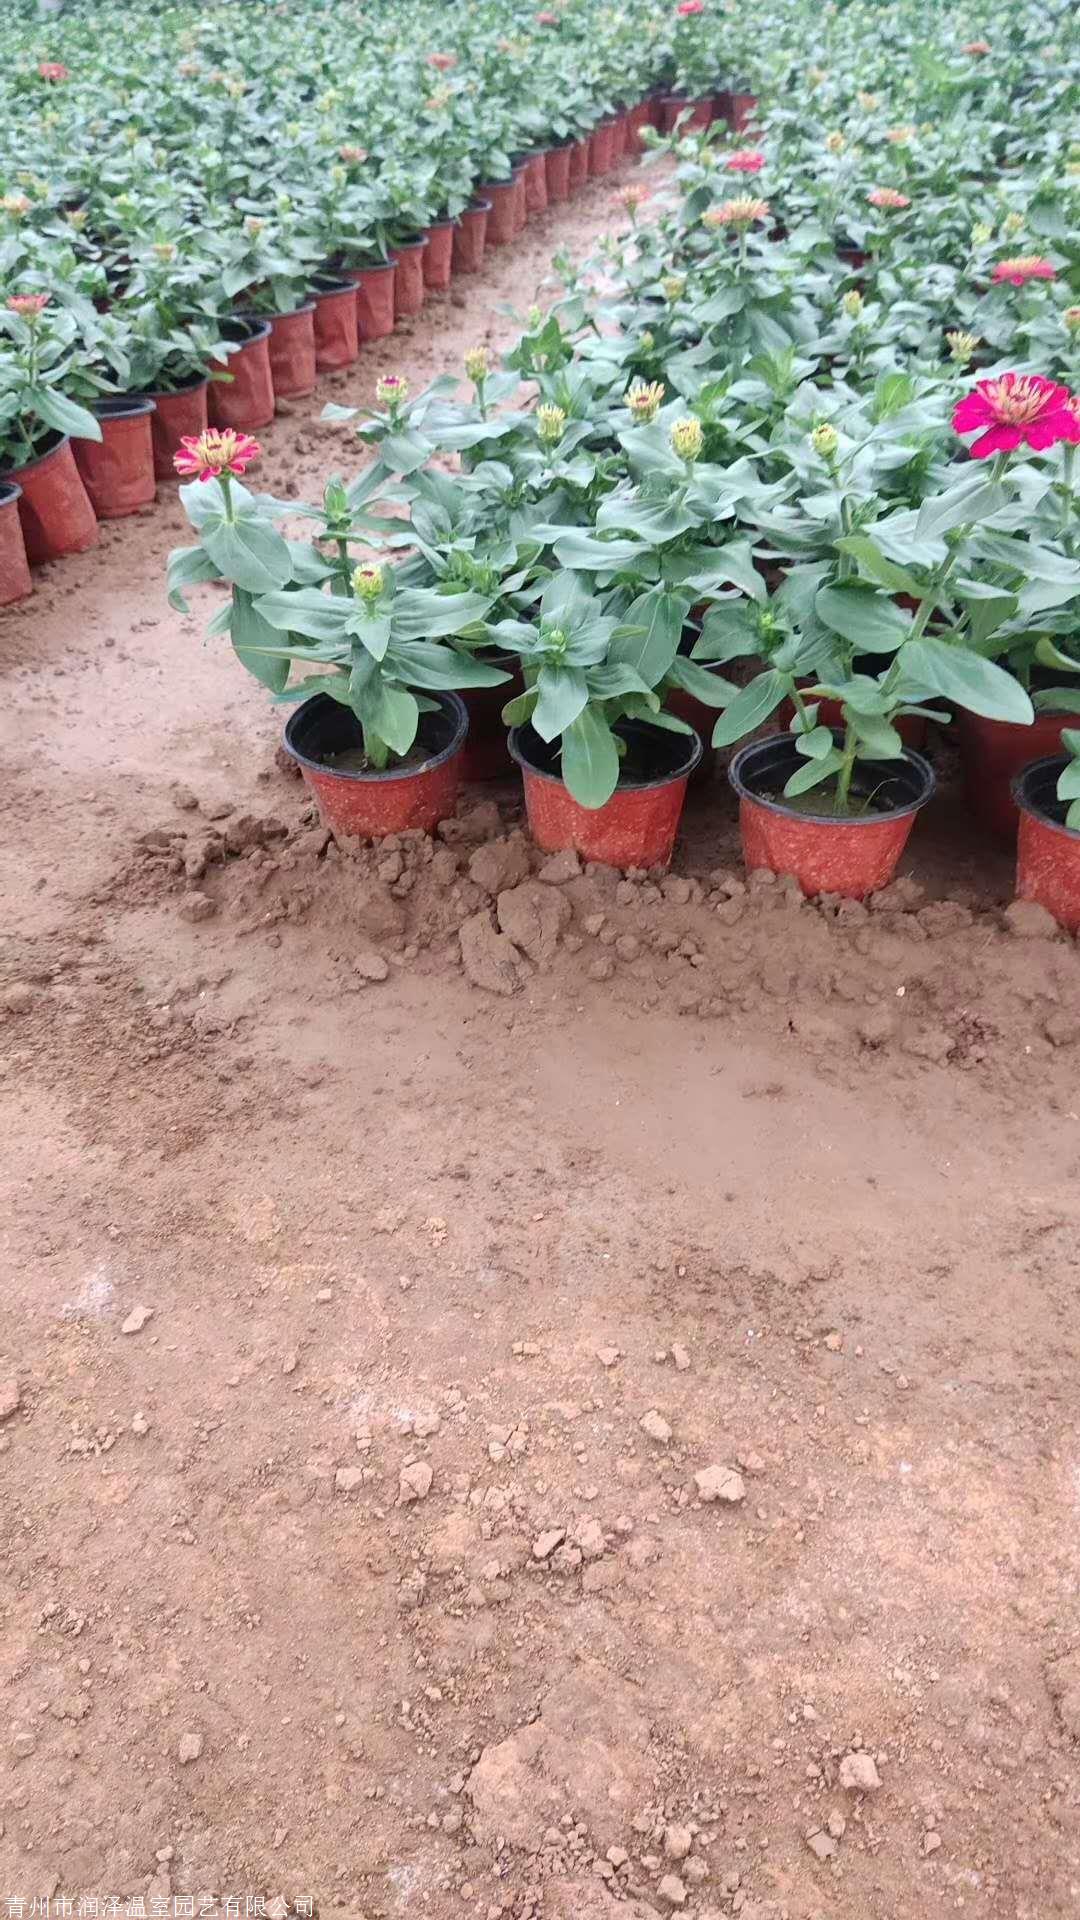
[867,187,910,209]
[703,195,770,227]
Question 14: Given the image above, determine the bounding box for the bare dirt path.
[2,163,1080,1920]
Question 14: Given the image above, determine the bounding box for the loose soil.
[2,163,1080,1920]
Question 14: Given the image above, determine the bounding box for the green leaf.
[254,588,353,642]
[794,724,837,760]
[229,588,289,692]
[783,750,845,796]
[351,609,393,660]
[32,387,102,443]
[533,663,588,742]
[202,514,294,595]
[362,680,419,756]
[836,535,923,596]
[710,669,786,748]
[847,711,904,757]
[915,476,1004,540]
[815,585,911,654]
[503,689,539,727]
[561,707,621,809]
[664,657,732,708]
[392,587,494,639]
[166,543,221,613]
[551,530,650,572]
[608,588,682,686]
[1033,685,1080,713]
[898,637,1034,723]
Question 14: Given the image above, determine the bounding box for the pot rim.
[463,196,493,215]
[310,273,357,297]
[391,235,430,254]
[426,215,456,232]
[1013,753,1080,841]
[266,300,316,320]
[2,428,69,481]
[284,689,468,785]
[222,314,273,345]
[509,716,703,795]
[0,479,23,506]
[143,369,210,399]
[729,735,936,827]
[92,394,156,420]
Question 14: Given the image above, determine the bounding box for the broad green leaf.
[32,387,102,443]
[551,530,650,571]
[847,711,904,757]
[533,663,588,741]
[608,588,682,686]
[203,514,294,595]
[166,543,220,613]
[783,750,845,796]
[362,680,419,756]
[916,477,1004,540]
[254,588,353,642]
[815,584,911,654]
[561,707,621,809]
[664,656,732,707]
[898,637,1034,723]
[229,588,289,692]
[710,669,786,747]
[836,535,923,596]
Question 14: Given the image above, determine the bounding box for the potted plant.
[206,214,322,409]
[166,432,509,840]
[119,238,242,476]
[1014,735,1080,930]
[0,294,101,562]
[0,480,32,605]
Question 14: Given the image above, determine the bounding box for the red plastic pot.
[209,318,275,431]
[266,303,317,399]
[389,238,428,318]
[510,719,701,871]
[144,373,208,481]
[73,396,156,519]
[661,95,713,134]
[625,99,655,156]
[480,179,517,247]
[717,89,758,131]
[311,277,359,372]
[452,200,490,273]
[545,143,573,202]
[348,263,397,342]
[666,673,727,781]
[459,653,524,782]
[589,120,617,176]
[284,690,467,839]
[523,151,549,215]
[0,482,32,605]
[511,165,527,235]
[956,706,1071,840]
[424,220,455,291]
[1014,756,1080,931]
[729,735,934,899]
[568,138,590,192]
[6,432,98,565]
[611,113,629,162]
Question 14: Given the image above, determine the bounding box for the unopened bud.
[811,423,839,459]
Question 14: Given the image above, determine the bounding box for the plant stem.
[835,723,858,813]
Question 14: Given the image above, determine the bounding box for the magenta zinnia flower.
[952,374,1080,458]
[173,428,261,482]
[7,293,49,316]
[867,187,910,209]
[726,149,765,172]
[991,254,1056,287]
[676,0,704,13]
[38,61,69,81]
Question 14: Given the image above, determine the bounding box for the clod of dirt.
[806,1828,839,1861]
[1046,1651,1080,1738]
[1003,900,1060,938]
[459,909,525,995]
[468,836,531,896]
[2,982,36,1014]
[0,1377,20,1421]
[169,783,200,812]
[640,1409,672,1443]
[838,1750,882,1793]
[177,1732,204,1764]
[353,950,389,982]
[657,1875,687,1908]
[543,1881,661,1920]
[537,848,581,884]
[664,1823,693,1860]
[534,1527,567,1560]
[178,892,217,923]
[399,1460,434,1503]
[694,1465,746,1505]
[335,1467,365,1493]
[120,1304,154,1335]
[497,882,572,967]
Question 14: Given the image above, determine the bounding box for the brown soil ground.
[3,161,1080,1920]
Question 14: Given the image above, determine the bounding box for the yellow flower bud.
[670,417,704,461]
[464,347,490,383]
[536,403,566,446]
[352,564,385,602]
[811,423,839,459]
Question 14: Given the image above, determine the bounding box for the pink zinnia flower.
[536,8,560,20]
[867,187,910,209]
[426,51,456,70]
[991,254,1056,287]
[676,0,704,13]
[173,428,261,482]
[962,39,991,54]
[952,374,1080,458]
[38,61,69,82]
[726,149,765,172]
[7,293,49,316]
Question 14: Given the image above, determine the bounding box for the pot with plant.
[73,394,156,519]
[208,215,321,406]
[310,274,360,372]
[0,481,32,605]
[659,0,716,132]
[491,571,705,870]
[167,435,509,840]
[451,198,491,275]
[0,295,101,562]
[1014,737,1080,930]
[118,239,236,479]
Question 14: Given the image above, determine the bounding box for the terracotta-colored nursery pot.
[389,238,428,318]
[545,143,573,202]
[509,719,701,871]
[666,669,729,781]
[6,432,98,565]
[311,276,359,372]
[1014,756,1080,931]
[661,95,713,134]
[718,89,758,131]
[729,735,934,900]
[284,690,467,839]
[523,151,549,215]
[423,220,455,291]
[347,263,397,342]
[511,164,528,235]
[265,303,317,399]
[479,179,517,248]
[0,482,32,605]
[589,119,618,176]
[209,317,275,431]
[74,396,156,519]
[144,373,208,481]
[956,706,1072,840]
[625,98,655,156]
[568,138,591,191]
[459,653,524,782]
[452,200,490,273]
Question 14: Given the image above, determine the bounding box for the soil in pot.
[6,432,98,565]
[956,695,1075,840]
[452,200,490,273]
[209,317,275,431]
[389,238,428,318]
[346,263,396,341]
[510,718,702,871]
[0,482,32,605]
[73,396,156,519]
[423,220,455,291]
[266,303,317,399]
[144,372,209,481]
[1014,755,1080,931]
[283,690,467,838]
[729,733,934,899]
[311,276,359,371]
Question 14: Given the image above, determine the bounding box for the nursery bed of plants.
[6,3,1080,1918]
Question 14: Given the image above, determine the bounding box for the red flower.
[867,187,910,209]
[962,39,991,54]
[676,0,704,13]
[38,61,69,82]
[536,8,560,20]
[725,149,765,172]
[991,254,1056,287]
[7,293,49,316]
[173,428,261,482]
[426,51,456,70]
[952,373,1080,459]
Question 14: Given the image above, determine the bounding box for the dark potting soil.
[782,784,894,819]
[322,739,433,776]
